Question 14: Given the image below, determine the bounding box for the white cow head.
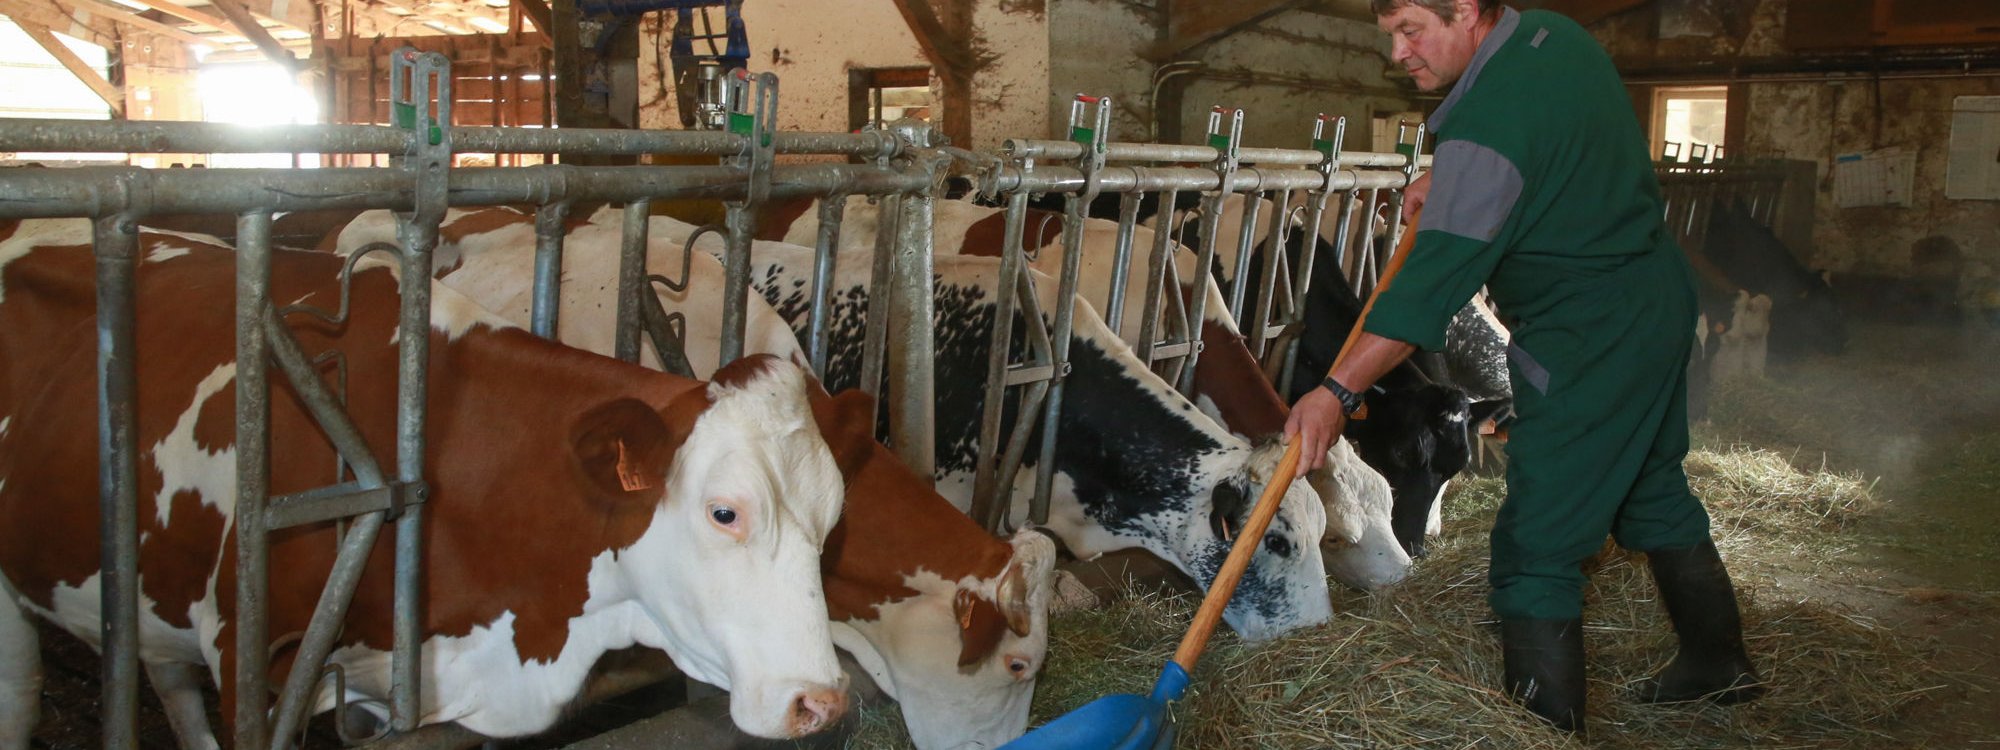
[832,529,1057,749]
[1178,439,1335,641]
[1309,440,1412,591]
[602,356,850,738]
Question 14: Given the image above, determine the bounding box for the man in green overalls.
[1285,0,1766,733]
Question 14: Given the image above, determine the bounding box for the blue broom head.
[1000,663,1192,750]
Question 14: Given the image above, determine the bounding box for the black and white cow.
[1698,200,1845,359]
[654,215,1335,641]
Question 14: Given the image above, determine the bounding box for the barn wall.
[1045,0,1163,142]
[1589,0,2000,305]
[635,0,1050,151]
[1173,11,1417,152]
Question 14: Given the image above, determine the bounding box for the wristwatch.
[1321,376,1365,417]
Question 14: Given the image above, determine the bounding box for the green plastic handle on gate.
[1208,132,1230,151]
[727,111,770,148]
[391,102,444,146]
[1069,125,1095,147]
[1312,138,1337,159]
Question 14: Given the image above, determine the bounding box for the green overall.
[1362,8,1713,620]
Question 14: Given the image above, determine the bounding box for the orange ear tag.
[615,440,654,492]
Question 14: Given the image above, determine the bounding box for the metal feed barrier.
[964,95,1428,532]
[1657,158,1789,255]
[0,50,955,750]
[0,52,1432,748]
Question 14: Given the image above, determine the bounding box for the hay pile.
[848,442,1947,748]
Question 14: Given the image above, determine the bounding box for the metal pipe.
[93,214,140,750]
[887,190,936,479]
[718,201,757,366]
[0,163,931,220]
[807,197,846,378]
[530,201,571,339]
[231,212,274,750]
[858,196,901,402]
[1003,138,1429,169]
[971,192,1032,532]
[1176,192,1225,395]
[994,268,1057,532]
[1103,192,1142,339]
[0,117,903,158]
[1028,193,1090,526]
[1134,188,1178,367]
[615,200,654,364]
[983,165,1406,200]
[1353,188,1383,297]
[1249,188,1293,359]
[1226,191,1265,324]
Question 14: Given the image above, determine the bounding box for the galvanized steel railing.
[966,97,1428,532]
[0,50,951,750]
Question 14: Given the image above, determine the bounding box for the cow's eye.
[710,506,738,526]
[1008,657,1031,676]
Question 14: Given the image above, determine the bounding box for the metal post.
[531,201,572,339]
[1353,188,1382,297]
[93,213,140,750]
[1277,114,1345,396]
[1176,105,1242,395]
[1104,191,1142,338]
[719,71,777,366]
[1226,188,1265,325]
[807,196,846,377]
[231,210,274,750]
[887,174,937,478]
[858,194,900,401]
[1381,121,1426,267]
[1248,187,1291,359]
[1134,188,1179,367]
[615,199,654,364]
[971,191,1033,531]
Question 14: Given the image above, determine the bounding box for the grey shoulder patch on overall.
[1425,139,1523,243]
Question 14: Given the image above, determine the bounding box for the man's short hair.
[1371,0,1500,23]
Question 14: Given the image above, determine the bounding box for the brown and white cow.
[0,220,851,744]
[766,197,1412,590]
[331,207,1059,750]
[650,214,1335,640]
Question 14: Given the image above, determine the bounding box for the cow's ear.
[953,589,1007,668]
[995,559,1034,637]
[808,388,879,480]
[1208,480,1250,542]
[570,397,680,507]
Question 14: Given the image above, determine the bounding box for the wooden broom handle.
[1172,206,1423,672]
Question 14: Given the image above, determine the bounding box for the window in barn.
[1652,86,1729,163]
[848,66,932,133]
[198,61,322,168]
[0,18,122,165]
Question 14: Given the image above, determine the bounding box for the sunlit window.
[1652,86,1728,163]
[199,62,322,168]
[0,18,120,164]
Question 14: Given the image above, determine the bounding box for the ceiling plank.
[113,0,235,35]
[207,0,301,68]
[52,0,216,45]
[513,0,551,37]
[16,19,125,114]
[0,0,119,48]
[1153,0,1310,60]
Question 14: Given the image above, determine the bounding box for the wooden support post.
[890,0,975,146]
[515,0,554,42]
[17,20,125,116]
[549,0,589,130]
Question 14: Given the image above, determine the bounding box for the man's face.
[1378,1,1484,92]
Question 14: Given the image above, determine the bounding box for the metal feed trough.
[0,50,957,750]
[962,95,1429,533]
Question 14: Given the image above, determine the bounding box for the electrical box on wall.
[1946,96,2000,201]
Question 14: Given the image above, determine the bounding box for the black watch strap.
[1321,376,1364,417]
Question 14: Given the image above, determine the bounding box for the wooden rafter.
[53,0,217,45]
[1153,0,1309,60]
[16,19,125,114]
[208,0,301,69]
[513,0,551,38]
[111,0,238,37]
[0,0,118,48]
[1523,0,1648,26]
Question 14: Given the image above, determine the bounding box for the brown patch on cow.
[710,352,784,391]
[3,232,720,708]
[806,386,1025,667]
[755,196,816,242]
[953,589,1006,668]
[957,208,1066,258]
[1190,318,1291,439]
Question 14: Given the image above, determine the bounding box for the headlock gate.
[0,54,1431,749]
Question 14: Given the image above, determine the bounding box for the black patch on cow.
[1700,201,1846,359]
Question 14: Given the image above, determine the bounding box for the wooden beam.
[1153,0,1308,60]
[208,0,300,70]
[51,0,217,46]
[514,0,552,37]
[0,0,118,48]
[890,0,977,72]
[17,20,125,115]
[112,0,234,35]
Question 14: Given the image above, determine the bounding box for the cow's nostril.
[789,686,848,736]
